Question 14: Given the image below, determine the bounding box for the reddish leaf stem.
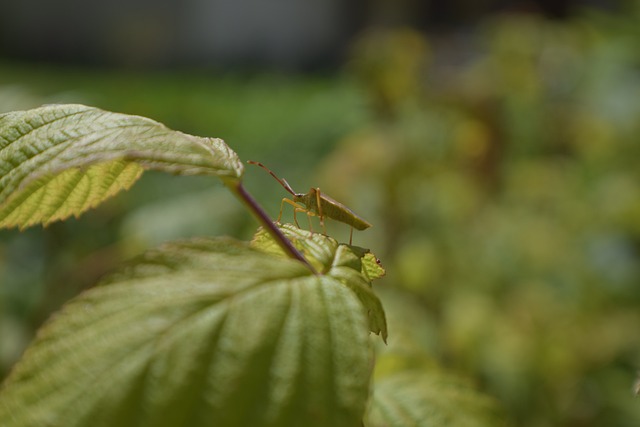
[229,180,318,274]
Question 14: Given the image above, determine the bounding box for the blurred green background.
[1,1,640,426]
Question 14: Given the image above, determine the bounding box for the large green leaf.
[0,104,243,229]
[0,237,372,427]
[252,223,388,342]
[366,372,505,427]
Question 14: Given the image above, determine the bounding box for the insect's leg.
[281,198,305,228]
[293,207,316,232]
[278,198,287,222]
[349,226,354,245]
[315,188,327,234]
[297,208,314,232]
[292,209,300,228]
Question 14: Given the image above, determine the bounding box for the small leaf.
[366,371,505,427]
[362,252,386,280]
[0,237,372,427]
[252,223,388,342]
[0,104,243,229]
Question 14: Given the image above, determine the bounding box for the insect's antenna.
[247,161,296,196]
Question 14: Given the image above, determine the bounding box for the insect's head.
[292,193,305,204]
[247,161,296,196]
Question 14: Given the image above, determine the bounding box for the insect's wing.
[318,192,372,230]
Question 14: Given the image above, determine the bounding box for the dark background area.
[0,0,619,69]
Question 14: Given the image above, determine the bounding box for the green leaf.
[0,104,243,229]
[362,252,385,281]
[251,223,388,343]
[366,372,505,427]
[0,237,372,427]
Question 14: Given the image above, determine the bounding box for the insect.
[248,161,371,244]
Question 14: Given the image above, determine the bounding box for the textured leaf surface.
[366,372,504,427]
[0,237,372,427]
[0,104,243,228]
[362,252,385,281]
[252,223,387,342]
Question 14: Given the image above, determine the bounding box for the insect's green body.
[294,189,371,231]
[248,161,371,243]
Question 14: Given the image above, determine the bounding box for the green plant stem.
[229,180,318,274]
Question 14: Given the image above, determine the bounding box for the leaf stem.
[228,180,318,274]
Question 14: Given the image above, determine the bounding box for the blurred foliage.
[2,5,640,427]
[318,10,640,427]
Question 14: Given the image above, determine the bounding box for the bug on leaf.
[248,161,371,244]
